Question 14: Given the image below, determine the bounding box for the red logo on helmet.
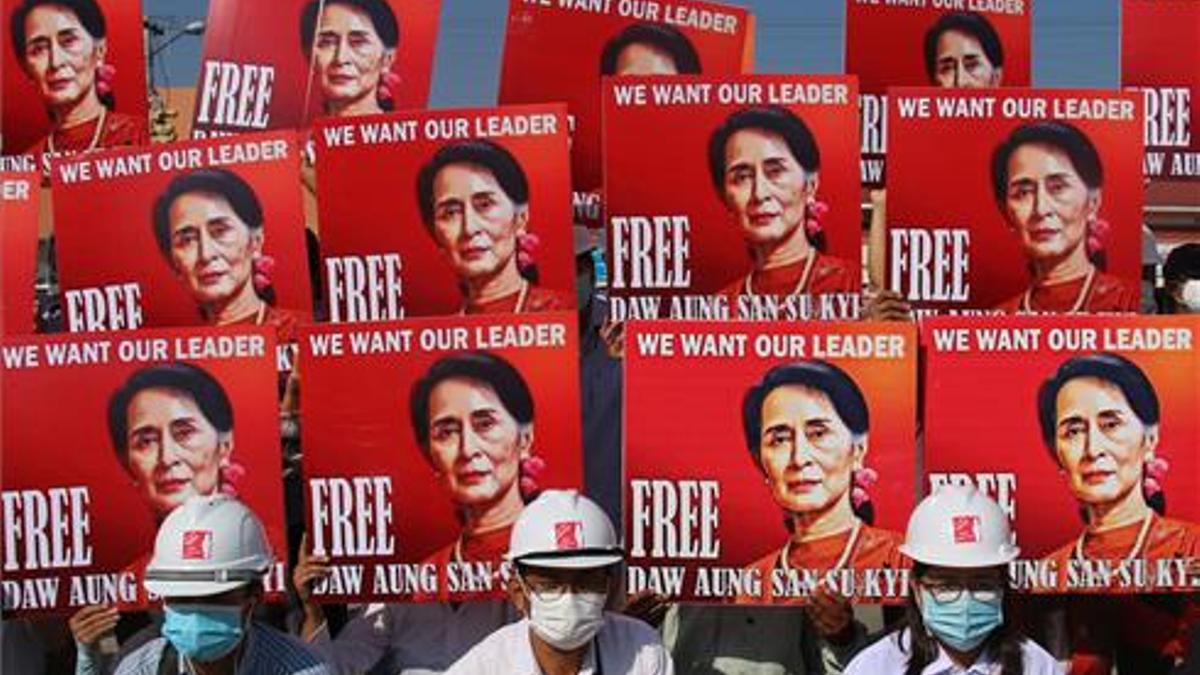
[952,515,980,544]
[554,521,583,550]
[182,530,213,560]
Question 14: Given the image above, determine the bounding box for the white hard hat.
[508,490,623,569]
[144,495,274,598]
[898,484,1019,568]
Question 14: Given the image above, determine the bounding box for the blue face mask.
[918,587,1003,653]
[162,604,246,662]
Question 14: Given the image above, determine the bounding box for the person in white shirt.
[846,485,1063,675]
[447,490,673,675]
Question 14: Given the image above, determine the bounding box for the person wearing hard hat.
[112,494,330,675]
[845,485,1062,675]
[446,490,673,675]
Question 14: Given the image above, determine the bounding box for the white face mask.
[526,589,606,651]
[1180,281,1200,313]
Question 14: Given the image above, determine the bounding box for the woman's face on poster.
[431,163,527,283]
[426,377,530,509]
[167,191,262,307]
[758,384,861,516]
[934,29,1000,88]
[21,5,105,110]
[614,42,679,76]
[1003,143,1098,265]
[124,387,230,514]
[1054,376,1156,508]
[313,3,394,110]
[722,129,815,249]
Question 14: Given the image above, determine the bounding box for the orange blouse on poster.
[738,524,909,603]
[994,271,1140,314]
[28,111,148,156]
[463,285,571,315]
[224,305,310,343]
[418,523,513,602]
[1041,514,1200,592]
[718,253,860,313]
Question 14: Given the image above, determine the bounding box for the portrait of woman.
[740,360,907,601]
[8,0,147,154]
[1036,353,1200,582]
[416,139,572,315]
[300,0,399,118]
[990,122,1139,314]
[152,167,306,338]
[708,106,860,307]
[107,362,242,521]
[409,352,544,597]
[599,21,702,76]
[923,11,1004,89]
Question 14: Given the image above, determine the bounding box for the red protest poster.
[624,320,917,603]
[191,0,441,138]
[845,1,1031,186]
[886,88,1143,315]
[1121,0,1200,181]
[0,0,148,168]
[1,327,289,616]
[299,312,583,603]
[923,315,1200,593]
[603,75,863,323]
[313,105,575,320]
[1,172,40,335]
[499,0,753,223]
[50,131,312,339]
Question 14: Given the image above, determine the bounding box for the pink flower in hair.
[253,254,276,294]
[96,63,116,97]
[851,486,870,510]
[805,199,829,239]
[377,71,402,105]
[1086,218,1111,258]
[517,232,540,272]
[519,456,546,501]
[853,467,878,489]
[219,461,247,498]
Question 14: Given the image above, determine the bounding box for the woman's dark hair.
[415,140,536,282]
[10,0,114,108]
[300,0,400,112]
[923,11,1004,83]
[901,562,1024,675]
[1036,353,1164,514]
[107,363,234,467]
[708,106,826,252]
[991,121,1107,270]
[409,351,535,460]
[741,360,873,524]
[599,21,701,75]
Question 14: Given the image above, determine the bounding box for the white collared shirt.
[845,628,1063,675]
[446,613,673,675]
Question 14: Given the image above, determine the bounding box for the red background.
[845,2,1031,94]
[299,312,584,603]
[0,327,287,617]
[1,172,39,334]
[887,88,1143,312]
[51,131,312,328]
[1,0,148,155]
[192,0,440,137]
[603,74,862,315]
[1121,0,1200,181]
[923,315,1200,569]
[314,105,576,317]
[498,0,753,215]
[624,320,917,603]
